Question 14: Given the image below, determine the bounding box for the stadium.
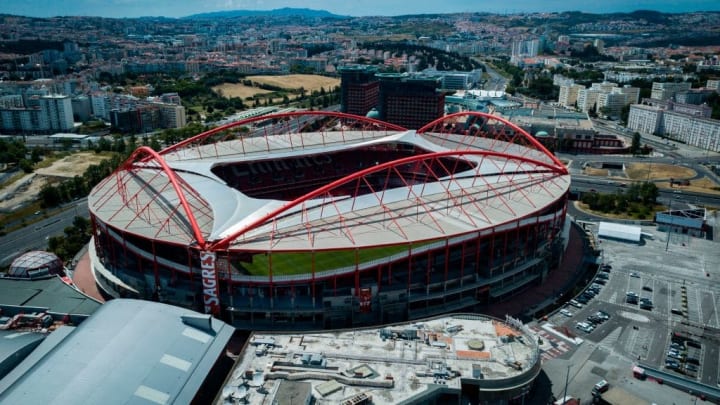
[87,111,570,329]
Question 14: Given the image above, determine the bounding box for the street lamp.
[665,197,676,252]
[562,364,572,404]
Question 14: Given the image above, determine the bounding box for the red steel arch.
[418,111,568,175]
[209,148,567,250]
[159,110,408,157]
[102,146,209,248]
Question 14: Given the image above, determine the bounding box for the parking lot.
[542,221,720,402]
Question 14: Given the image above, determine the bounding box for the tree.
[19,159,34,173]
[39,184,62,208]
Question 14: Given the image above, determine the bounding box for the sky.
[2,0,720,19]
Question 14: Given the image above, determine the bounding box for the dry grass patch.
[247,74,340,92]
[625,162,695,181]
[584,167,609,176]
[656,178,720,195]
[212,83,273,99]
[35,152,109,178]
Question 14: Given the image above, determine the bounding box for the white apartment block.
[650,81,691,101]
[628,104,662,135]
[558,84,585,108]
[629,102,720,152]
[38,94,74,132]
[157,103,187,129]
[552,74,575,87]
[707,79,720,91]
[662,111,720,152]
[91,93,110,120]
[0,109,36,133]
[576,89,600,112]
[595,85,639,118]
[590,81,618,93]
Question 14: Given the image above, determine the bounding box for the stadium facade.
[87,111,570,329]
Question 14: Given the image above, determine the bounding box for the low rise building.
[217,314,542,404]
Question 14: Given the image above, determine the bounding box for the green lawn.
[242,241,437,276]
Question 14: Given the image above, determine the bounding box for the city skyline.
[3,0,720,19]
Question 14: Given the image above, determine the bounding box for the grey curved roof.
[0,299,234,405]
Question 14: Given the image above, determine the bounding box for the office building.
[339,65,380,117]
[377,73,444,129]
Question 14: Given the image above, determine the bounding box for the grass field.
[213,74,340,100]
[242,241,434,276]
[248,74,340,92]
[212,83,273,99]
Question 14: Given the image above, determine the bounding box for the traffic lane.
[0,202,86,264]
[702,344,719,386]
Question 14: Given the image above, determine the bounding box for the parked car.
[642,286,653,292]
[669,342,685,351]
[587,315,603,325]
[665,359,680,369]
[576,322,594,333]
[596,311,610,320]
[560,309,573,317]
[630,272,640,278]
[569,299,583,308]
[593,380,610,394]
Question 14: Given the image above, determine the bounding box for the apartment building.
[650,81,691,101]
[628,100,720,152]
[558,84,585,108]
[576,88,601,112]
[627,104,662,135]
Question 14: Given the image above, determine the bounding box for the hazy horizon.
[2,0,720,19]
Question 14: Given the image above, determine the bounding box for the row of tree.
[47,216,92,263]
[580,182,659,219]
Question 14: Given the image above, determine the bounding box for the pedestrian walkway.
[71,249,105,303]
[482,224,588,319]
[531,325,576,363]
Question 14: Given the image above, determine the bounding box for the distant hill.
[184,7,346,20]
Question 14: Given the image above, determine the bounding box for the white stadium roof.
[88,112,570,253]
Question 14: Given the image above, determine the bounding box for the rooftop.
[0,276,102,316]
[0,299,235,405]
[218,314,541,404]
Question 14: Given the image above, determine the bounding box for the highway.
[0,198,88,266]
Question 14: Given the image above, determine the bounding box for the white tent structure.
[598,222,642,244]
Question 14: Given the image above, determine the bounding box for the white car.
[560,309,573,317]
[576,322,594,333]
[569,299,583,308]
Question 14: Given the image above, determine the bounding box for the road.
[0,198,88,266]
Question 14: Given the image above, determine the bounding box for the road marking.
[712,290,720,328]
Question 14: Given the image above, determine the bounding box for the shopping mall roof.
[217,314,541,404]
[0,330,45,380]
[0,299,235,405]
[0,276,101,316]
